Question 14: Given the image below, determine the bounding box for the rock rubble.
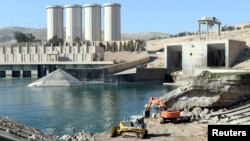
[161,71,250,110]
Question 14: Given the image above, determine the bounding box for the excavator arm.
[145,97,181,122]
[145,97,167,111]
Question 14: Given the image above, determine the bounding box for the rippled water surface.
[0,78,175,136]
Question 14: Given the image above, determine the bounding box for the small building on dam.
[164,39,246,80]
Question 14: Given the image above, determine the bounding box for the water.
[0,78,176,136]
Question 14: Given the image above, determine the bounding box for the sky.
[0,0,249,34]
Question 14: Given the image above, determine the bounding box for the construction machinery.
[110,115,148,139]
[145,97,188,123]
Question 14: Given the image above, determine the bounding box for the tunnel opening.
[38,65,47,78]
[0,71,6,77]
[12,71,21,78]
[167,45,182,72]
[207,43,225,67]
[23,71,31,77]
[48,65,58,73]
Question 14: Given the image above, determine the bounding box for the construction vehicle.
[145,97,189,123]
[110,115,148,139]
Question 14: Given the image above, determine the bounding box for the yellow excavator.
[110,115,148,139]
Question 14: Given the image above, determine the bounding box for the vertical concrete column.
[164,46,167,68]
[218,23,221,39]
[6,70,12,78]
[206,21,209,40]
[20,70,23,78]
[18,43,21,54]
[225,41,229,68]
[198,23,201,40]
[59,43,63,53]
[46,65,50,75]
[31,70,38,78]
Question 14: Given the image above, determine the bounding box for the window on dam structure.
[207,43,225,67]
[167,45,182,72]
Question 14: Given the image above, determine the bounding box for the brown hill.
[0,26,169,44]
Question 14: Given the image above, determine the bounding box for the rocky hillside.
[122,32,169,40]
[0,26,169,44]
[161,71,250,111]
[145,22,250,51]
[0,27,46,44]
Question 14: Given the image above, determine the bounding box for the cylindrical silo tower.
[103,3,121,41]
[84,4,101,41]
[65,4,83,43]
[46,5,64,41]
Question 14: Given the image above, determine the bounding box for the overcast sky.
[0,0,249,34]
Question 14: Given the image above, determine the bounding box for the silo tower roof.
[46,5,64,9]
[103,3,121,7]
[84,4,102,8]
[64,4,83,8]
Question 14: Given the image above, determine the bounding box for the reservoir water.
[0,78,176,136]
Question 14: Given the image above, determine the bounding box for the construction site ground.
[94,118,207,141]
[2,101,250,141]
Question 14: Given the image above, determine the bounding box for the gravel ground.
[93,118,207,141]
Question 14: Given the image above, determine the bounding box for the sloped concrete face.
[27,68,83,87]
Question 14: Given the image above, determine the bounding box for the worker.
[143,104,150,118]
